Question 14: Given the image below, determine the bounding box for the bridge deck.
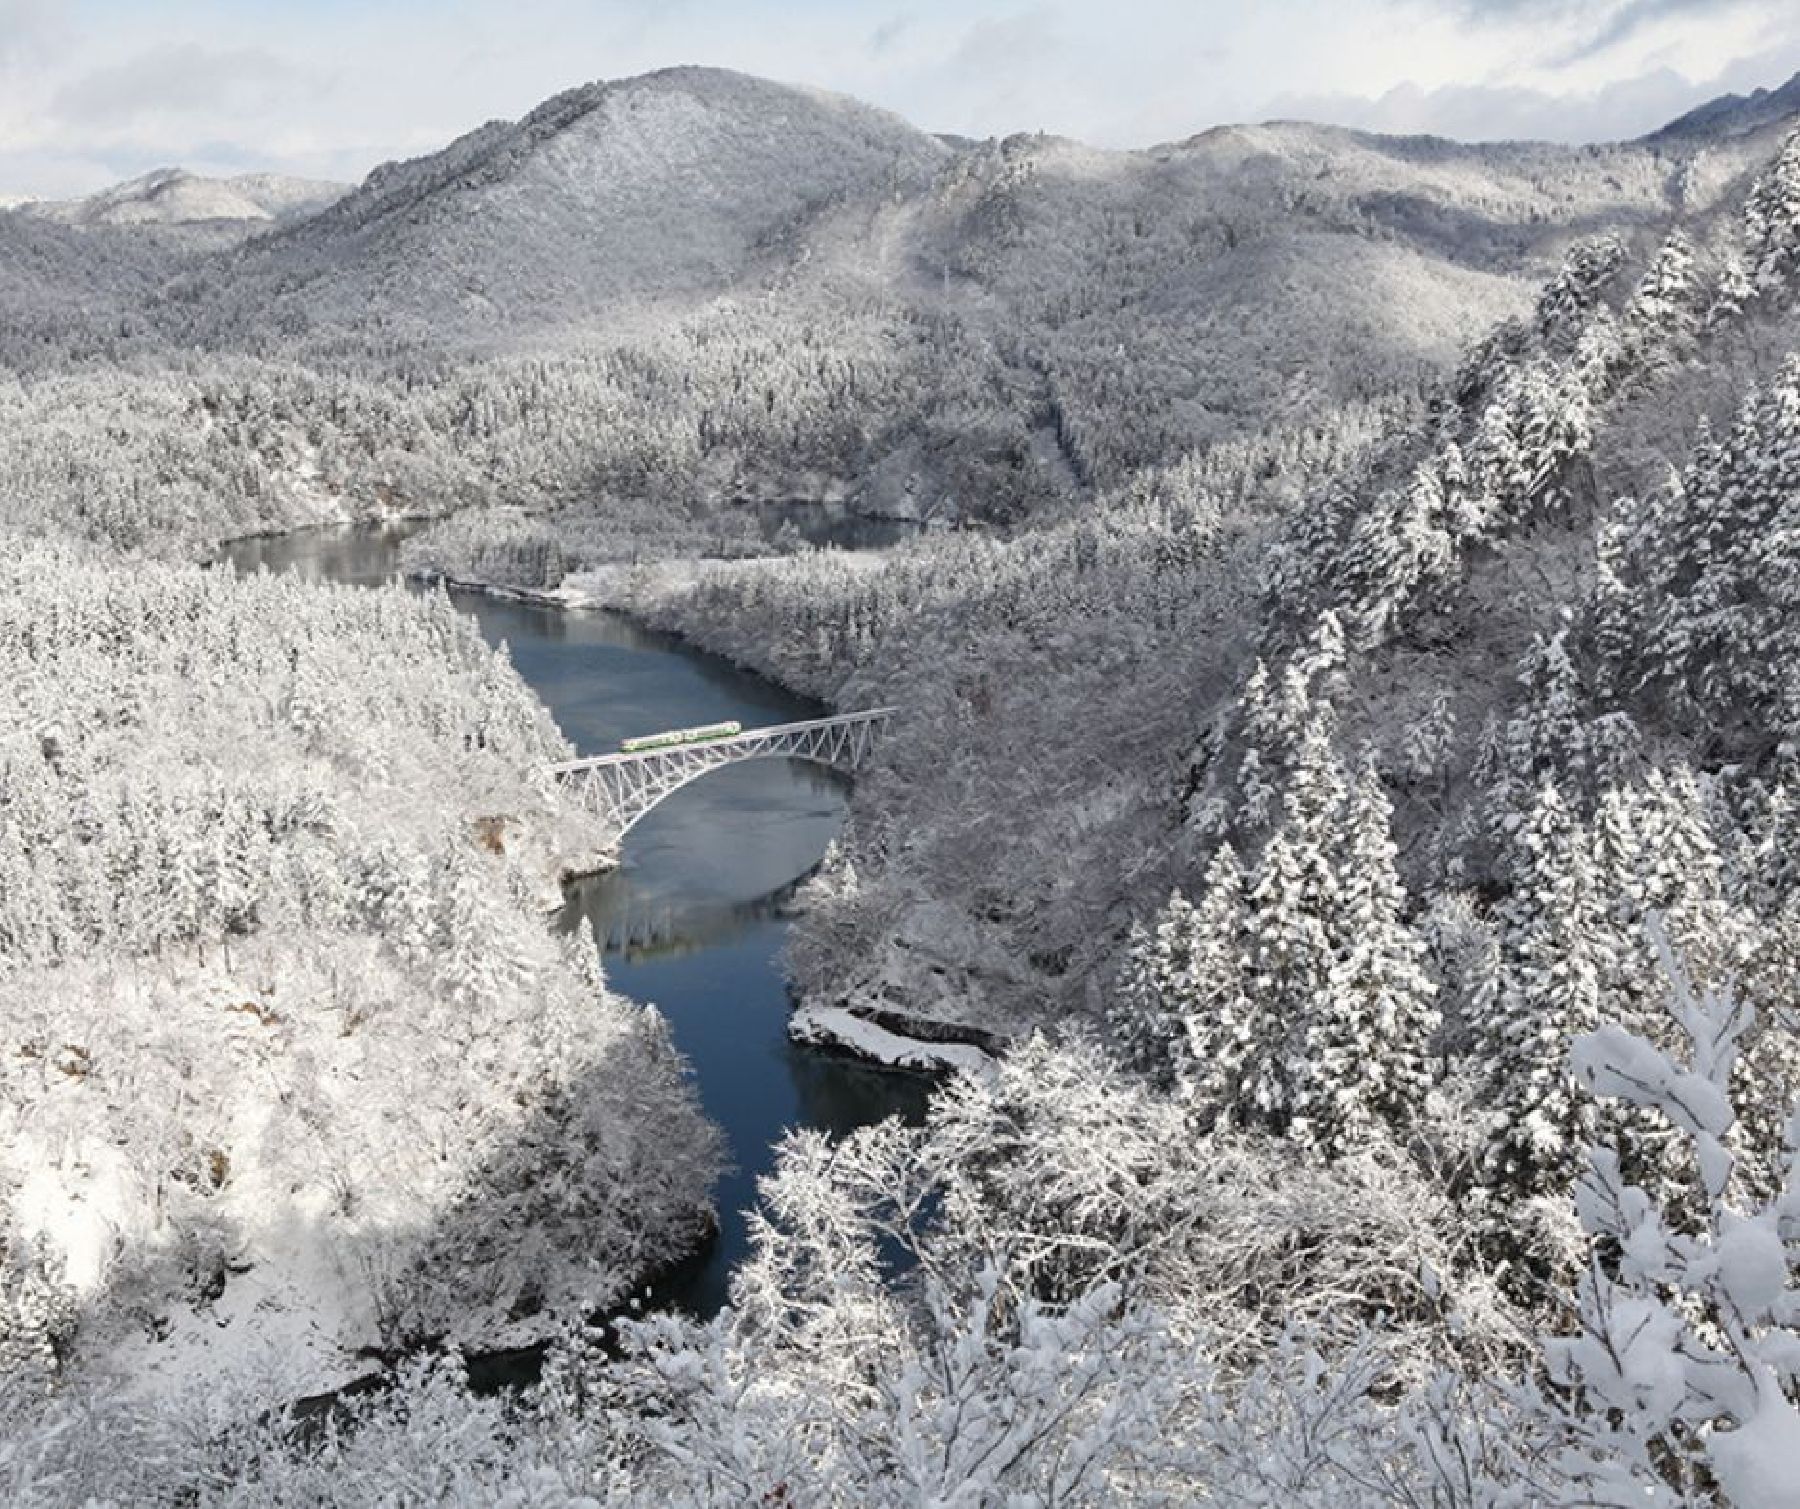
[546,706,898,775]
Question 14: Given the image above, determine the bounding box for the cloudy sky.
[2,0,1798,198]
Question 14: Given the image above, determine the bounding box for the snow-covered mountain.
[4,65,1796,544]
[216,67,950,329]
[1651,70,1800,141]
[23,167,346,229]
[205,64,1780,358]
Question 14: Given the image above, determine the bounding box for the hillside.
[0,547,716,1405]
[0,212,177,364]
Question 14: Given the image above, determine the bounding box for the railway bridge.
[547,707,896,839]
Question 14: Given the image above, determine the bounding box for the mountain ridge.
[22,167,347,228]
[1650,68,1800,141]
[154,61,1794,374]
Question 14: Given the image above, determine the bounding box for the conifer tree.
[1245,831,1331,1134]
[1477,784,1610,1198]
[1108,891,1201,1081]
[1168,844,1256,1120]
[1402,688,1455,792]
[1534,233,1626,348]
[1637,357,1800,735]
[1291,763,1439,1159]
[1745,125,1800,296]
[1234,712,1348,1136]
[1619,229,1700,368]
[1586,514,1638,698]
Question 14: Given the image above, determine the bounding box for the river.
[220,522,929,1324]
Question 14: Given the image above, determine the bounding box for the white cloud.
[52,43,312,128]
[0,0,1796,199]
[1264,12,1800,142]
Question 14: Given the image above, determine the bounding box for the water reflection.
[752,499,920,551]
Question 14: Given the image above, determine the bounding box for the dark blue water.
[222,522,929,1321]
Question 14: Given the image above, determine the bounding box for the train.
[618,720,743,754]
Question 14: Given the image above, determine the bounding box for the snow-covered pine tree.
[1237,746,1276,832]
[1534,233,1627,350]
[1167,844,1257,1120]
[1636,356,1800,740]
[1476,783,1611,1200]
[1619,229,1701,376]
[1108,890,1202,1081]
[1587,512,1639,700]
[1290,761,1439,1159]
[0,1241,76,1389]
[1484,627,1605,829]
[1234,712,1348,1136]
[1744,124,1800,298]
[1241,831,1324,1134]
[1401,688,1456,794]
[434,845,531,1012]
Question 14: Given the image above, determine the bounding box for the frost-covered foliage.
[12,957,1794,1505]
[0,1039,1509,1503]
[0,543,716,1403]
[1542,955,1800,1505]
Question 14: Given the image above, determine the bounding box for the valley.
[4,51,1800,1505]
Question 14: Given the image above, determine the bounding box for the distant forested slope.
[8,67,1795,555]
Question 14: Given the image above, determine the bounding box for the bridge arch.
[546,708,895,840]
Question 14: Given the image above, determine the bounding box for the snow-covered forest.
[0,545,717,1409]
[5,56,1800,1505]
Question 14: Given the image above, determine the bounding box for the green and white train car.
[618,720,743,754]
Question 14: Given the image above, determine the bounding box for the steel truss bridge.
[547,708,896,839]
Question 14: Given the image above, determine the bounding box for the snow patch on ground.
[789,1000,995,1074]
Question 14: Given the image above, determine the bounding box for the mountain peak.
[1650,71,1800,142]
[236,67,950,334]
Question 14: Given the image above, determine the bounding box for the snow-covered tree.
[1169,844,1257,1116]
[1533,954,1800,1506]
[1109,890,1204,1079]
[1745,124,1800,298]
[1633,356,1800,744]
[1476,784,1611,1201]
[1291,763,1439,1159]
